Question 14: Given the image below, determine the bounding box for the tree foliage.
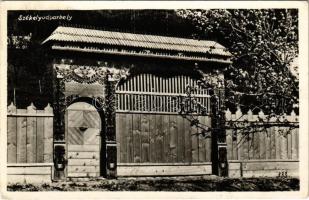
[177,9,299,114]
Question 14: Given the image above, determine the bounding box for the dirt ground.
[7,176,299,191]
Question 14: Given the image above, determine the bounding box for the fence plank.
[270,126,276,159]
[132,114,141,163]
[184,118,192,163]
[141,114,150,163]
[7,116,17,163]
[169,116,177,162]
[44,115,53,163]
[162,115,170,163]
[295,129,299,159]
[155,115,164,163]
[275,126,281,159]
[17,110,27,163]
[149,115,156,163]
[281,127,288,159]
[259,130,266,159]
[197,116,205,163]
[177,116,185,163]
[226,127,233,160]
[191,120,199,163]
[253,131,260,159]
[205,116,212,162]
[26,104,37,163]
[126,114,133,163]
[116,113,121,162]
[265,128,271,159]
[36,110,45,163]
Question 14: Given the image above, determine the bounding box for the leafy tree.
[177,9,299,115]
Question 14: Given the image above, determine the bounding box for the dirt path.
[7,176,299,191]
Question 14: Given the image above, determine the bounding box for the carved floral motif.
[54,64,130,85]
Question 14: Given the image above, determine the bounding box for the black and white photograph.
[0,1,308,198]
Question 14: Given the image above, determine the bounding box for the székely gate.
[42,26,231,180]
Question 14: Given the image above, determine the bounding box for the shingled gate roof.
[43,26,231,57]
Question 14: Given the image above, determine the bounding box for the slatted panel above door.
[116,74,211,113]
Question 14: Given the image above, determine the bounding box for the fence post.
[211,87,228,177]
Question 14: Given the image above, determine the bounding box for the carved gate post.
[104,72,117,178]
[104,66,130,179]
[197,66,228,177]
[52,64,67,180]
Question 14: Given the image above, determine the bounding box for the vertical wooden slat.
[43,104,53,163]
[155,76,158,111]
[287,128,292,159]
[232,130,238,160]
[177,115,185,162]
[149,115,156,162]
[148,74,151,92]
[133,75,137,91]
[36,110,44,163]
[275,126,281,159]
[124,94,127,111]
[259,129,266,160]
[184,117,192,163]
[265,127,271,159]
[43,116,53,163]
[169,115,177,162]
[295,128,299,159]
[253,130,260,159]
[226,128,233,160]
[191,118,199,163]
[155,115,164,163]
[17,109,27,163]
[116,113,121,162]
[7,103,17,163]
[26,108,35,162]
[126,114,133,163]
[179,75,183,94]
[136,74,140,92]
[132,114,141,163]
[281,127,288,159]
[162,115,170,163]
[270,126,276,159]
[205,116,212,162]
[198,116,206,162]
[141,114,150,162]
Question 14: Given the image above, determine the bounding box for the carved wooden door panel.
[66,102,101,178]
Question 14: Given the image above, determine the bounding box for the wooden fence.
[225,108,299,177]
[7,103,54,164]
[225,108,299,161]
[116,113,212,164]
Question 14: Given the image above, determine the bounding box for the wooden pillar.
[105,72,117,178]
[103,66,130,178]
[52,69,66,180]
[211,87,228,177]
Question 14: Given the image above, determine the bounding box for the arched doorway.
[65,101,104,178]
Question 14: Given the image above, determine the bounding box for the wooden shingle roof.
[43,26,231,57]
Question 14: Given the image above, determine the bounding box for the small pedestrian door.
[66,102,101,178]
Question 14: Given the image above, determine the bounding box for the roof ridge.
[42,26,232,57]
[53,26,223,49]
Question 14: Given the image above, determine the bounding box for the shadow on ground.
[7,176,299,191]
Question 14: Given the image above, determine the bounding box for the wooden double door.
[66,102,103,178]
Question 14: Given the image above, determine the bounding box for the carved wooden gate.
[66,102,101,178]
